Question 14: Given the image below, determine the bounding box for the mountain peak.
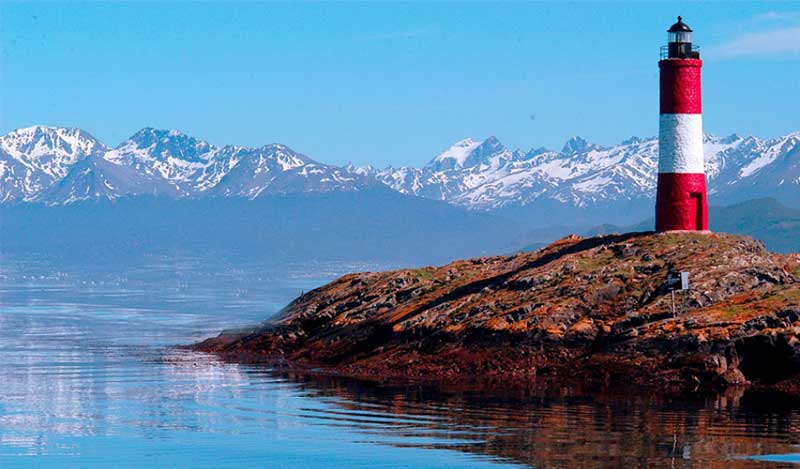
[428,136,508,171]
[464,136,507,167]
[621,136,642,145]
[561,136,596,155]
[429,138,482,170]
[0,125,106,202]
[118,127,213,163]
[476,135,504,154]
[525,146,552,158]
[4,125,100,142]
[454,138,477,146]
[720,134,742,144]
[7,124,77,135]
[128,127,192,143]
[0,125,104,159]
[9,124,52,136]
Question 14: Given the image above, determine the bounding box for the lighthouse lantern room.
[665,16,699,59]
[656,16,708,232]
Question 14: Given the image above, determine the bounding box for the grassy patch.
[721,304,748,319]
[575,257,607,272]
[760,286,800,306]
[413,269,435,281]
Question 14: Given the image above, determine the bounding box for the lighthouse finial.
[678,16,682,22]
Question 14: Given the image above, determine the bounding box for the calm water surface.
[1,255,799,468]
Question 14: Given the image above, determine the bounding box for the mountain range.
[2,125,798,225]
[0,126,375,205]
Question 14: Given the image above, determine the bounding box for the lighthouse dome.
[665,15,696,57]
[668,16,692,33]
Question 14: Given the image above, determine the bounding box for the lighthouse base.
[656,230,713,235]
[655,173,708,232]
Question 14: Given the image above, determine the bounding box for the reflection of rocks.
[268,369,800,468]
[195,232,800,394]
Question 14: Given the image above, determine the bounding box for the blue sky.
[1,2,798,167]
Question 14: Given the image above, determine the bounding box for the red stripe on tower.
[659,59,702,114]
[656,17,708,232]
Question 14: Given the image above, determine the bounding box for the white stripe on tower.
[658,114,704,174]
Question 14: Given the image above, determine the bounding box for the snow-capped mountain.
[103,128,222,195]
[209,144,368,198]
[1,125,798,215]
[104,127,376,198]
[0,126,375,204]
[706,132,800,204]
[367,135,659,209]
[366,132,800,213]
[0,126,106,202]
[35,154,179,204]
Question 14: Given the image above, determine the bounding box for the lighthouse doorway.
[690,192,704,230]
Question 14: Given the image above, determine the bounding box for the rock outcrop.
[194,232,800,393]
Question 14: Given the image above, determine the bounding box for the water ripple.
[1,256,800,467]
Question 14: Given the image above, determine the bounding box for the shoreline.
[191,232,800,397]
[185,344,800,399]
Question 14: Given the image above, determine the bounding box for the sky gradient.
[1,2,799,167]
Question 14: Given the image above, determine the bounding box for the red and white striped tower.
[656,16,708,232]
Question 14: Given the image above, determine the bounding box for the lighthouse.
[656,16,708,232]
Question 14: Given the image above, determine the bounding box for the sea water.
[1,255,798,467]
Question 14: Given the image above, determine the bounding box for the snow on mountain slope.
[0,126,375,204]
[711,132,800,205]
[738,133,799,178]
[209,144,374,198]
[1,125,798,210]
[35,155,179,204]
[103,128,219,194]
[367,132,798,211]
[0,126,106,201]
[369,136,659,209]
[428,138,484,171]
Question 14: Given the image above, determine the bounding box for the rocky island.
[194,232,800,394]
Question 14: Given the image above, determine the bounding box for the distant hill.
[0,188,525,265]
[4,194,795,268]
[711,198,800,253]
[581,198,800,253]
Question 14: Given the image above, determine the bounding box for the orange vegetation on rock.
[193,231,800,393]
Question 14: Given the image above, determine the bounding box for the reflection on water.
[285,373,800,468]
[1,255,799,467]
